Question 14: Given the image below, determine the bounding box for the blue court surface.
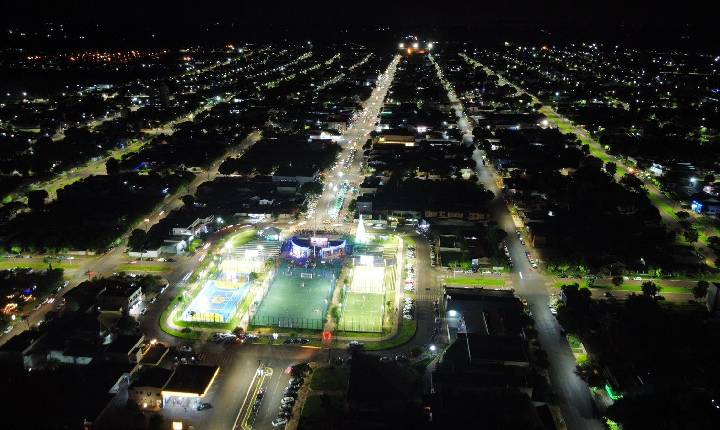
[182,280,249,323]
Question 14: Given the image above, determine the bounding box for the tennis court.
[182,279,250,323]
[251,265,337,329]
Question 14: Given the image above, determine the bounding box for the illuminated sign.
[310,237,329,247]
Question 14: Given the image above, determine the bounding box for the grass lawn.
[334,330,385,338]
[567,334,583,349]
[445,277,505,286]
[402,235,416,246]
[647,192,679,221]
[301,395,323,418]
[309,366,349,391]
[117,264,170,273]
[364,319,417,351]
[231,229,257,247]
[540,106,611,163]
[553,282,689,294]
[0,260,79,270]
[158,300,203,340]
[576,352,589,366]
[301,394,345,418]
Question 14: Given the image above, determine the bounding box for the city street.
[310,55,399,230]
[436,54,604,430]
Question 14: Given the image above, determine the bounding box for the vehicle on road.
[196,402,212,411]
[3,325,12,335]
[178,345,192,353]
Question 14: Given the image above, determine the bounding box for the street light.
[429,344,437,352]
[448,310,457,317]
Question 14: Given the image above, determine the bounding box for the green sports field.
[339,292,385,333]
[251,269,335,330]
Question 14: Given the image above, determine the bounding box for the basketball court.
[182,279,250,323]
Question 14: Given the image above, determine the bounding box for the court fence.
[250,314,325,330]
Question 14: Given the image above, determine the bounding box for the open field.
[553,282,690,294]
[116,263,170,273]
[0,260,79,270]
[445,277,505,286]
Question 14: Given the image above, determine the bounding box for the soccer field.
[251,266,336,330]
[339,265,387,332]
[349,265,384,294]
[339,292,385,332]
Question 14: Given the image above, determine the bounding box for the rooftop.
[162,364,219,397]
[130,365,172,389]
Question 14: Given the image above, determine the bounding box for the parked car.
[197,402,212,411]
[271,417,288,428]
[348,340,364,350]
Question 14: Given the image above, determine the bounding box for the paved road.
[309,55,399,230]
[471,131,603,430]
[435,54,603,430]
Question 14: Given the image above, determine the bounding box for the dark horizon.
[1,0,716,50]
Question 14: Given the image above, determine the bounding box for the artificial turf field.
[339,292,385,332]
[251,268,335,329]
[338,265,387,332]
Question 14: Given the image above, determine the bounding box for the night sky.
[0,0,714,48]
